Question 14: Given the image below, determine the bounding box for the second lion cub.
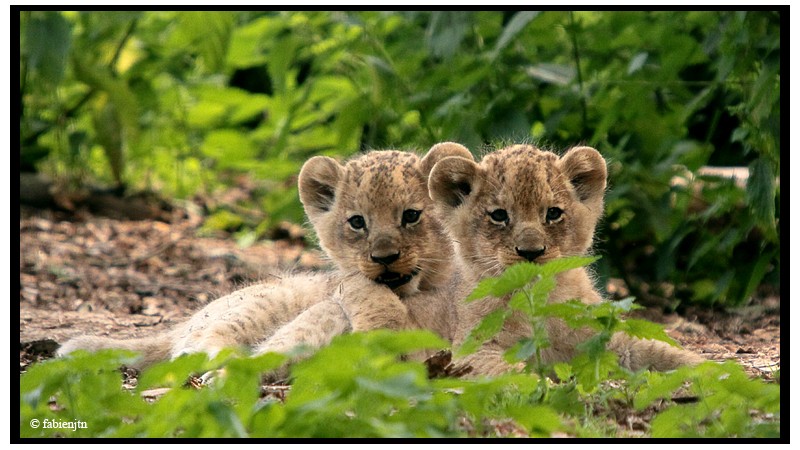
[428,143,703,376]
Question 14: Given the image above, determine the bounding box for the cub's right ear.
[428,156,481,209]
[298,156,344,217]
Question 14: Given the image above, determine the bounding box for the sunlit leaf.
[620,319,678,346]
[456,308,510,357]
[491,11,540,59]
[627,52,648,74]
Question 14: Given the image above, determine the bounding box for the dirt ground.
[18,203,780,383]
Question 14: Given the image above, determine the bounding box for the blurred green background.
[19,11,780,308]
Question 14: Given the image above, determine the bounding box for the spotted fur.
[429,144,703,376]
[58,143,473,367]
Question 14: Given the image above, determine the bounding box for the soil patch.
[18,203,780,382]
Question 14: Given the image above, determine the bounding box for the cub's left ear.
[559,146,607,208]
[419,142,474,178]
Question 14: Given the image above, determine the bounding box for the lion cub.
[253,144,471,357]
[428,144,703,376]
[57,144,471,366]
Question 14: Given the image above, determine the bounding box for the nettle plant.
[457,256,677,388]
[455,255,780,438]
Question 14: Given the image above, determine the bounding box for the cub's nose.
[516,246,546,262]
[371,251,400,266]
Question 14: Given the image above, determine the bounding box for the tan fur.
[57,144,473,367]
[254,143,474,359]
[428,144,703,376]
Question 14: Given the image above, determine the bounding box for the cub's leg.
[255,274,411,356]
[544,315,703,371]
[608,332,704,371]
[253,275,414,381]
[170,274,334,360]
[253,301,352,356]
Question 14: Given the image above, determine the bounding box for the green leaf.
[226,16,276,68]
[186,101,228,129]
[538,255,600,277]
[633,368,690,409]
[491,262,542,296]
[552,362,573,382]
[456,308,510,357]
[491,11,541,59]
[570,349,619,390]
[72,53,141,145]
[504,338,539,363]
[650,404,699,438]
[426,12,472,59]
[202,209,244,232]
[619,318,678,346]
[506,405,562,437]
[92,100,125,185]
[138,352,211,389]
[610,296,641,314]
[575,332,611,360]
[627,52,648,74]
[174,12,235,72]
[465,277,499,302]
[355,372,425,399]
[526,63,575,86]
[547,383,584,416]
[538,301,600,330]
[369,329,449,354]
[525,274,557,307]
[24,11,72,84]
[746,157,778,241]
[508,290,533,315]
[200,130,258,169]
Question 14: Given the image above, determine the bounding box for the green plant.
[635,361,780,438]
[20,11,779,306]
[454,256,780,438]
[458,256,673,389]
[19,257,780,438]
[19,11,779,303]
[20,332,563,438]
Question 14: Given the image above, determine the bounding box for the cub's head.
[298,143,474,297]
[428,144,606,277]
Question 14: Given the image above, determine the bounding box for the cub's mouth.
[375,269,419,290]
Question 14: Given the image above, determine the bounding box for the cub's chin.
[375,269,421,298]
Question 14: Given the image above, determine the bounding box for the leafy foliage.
[459,256,646,388]
[635,361,781,438]
[19,12,779,303]
[19,331,563,438]
[19,257,780,438]
[453,255,780,437]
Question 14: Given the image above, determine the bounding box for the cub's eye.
[348,215,366,230]
[402,209,421,226]
[488,209,509,223]
[546,207,563,222]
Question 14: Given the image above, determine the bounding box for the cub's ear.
[298,156,344,217]
[419,142,474,178]
[428,156,481,209]
[559,146,607,209]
